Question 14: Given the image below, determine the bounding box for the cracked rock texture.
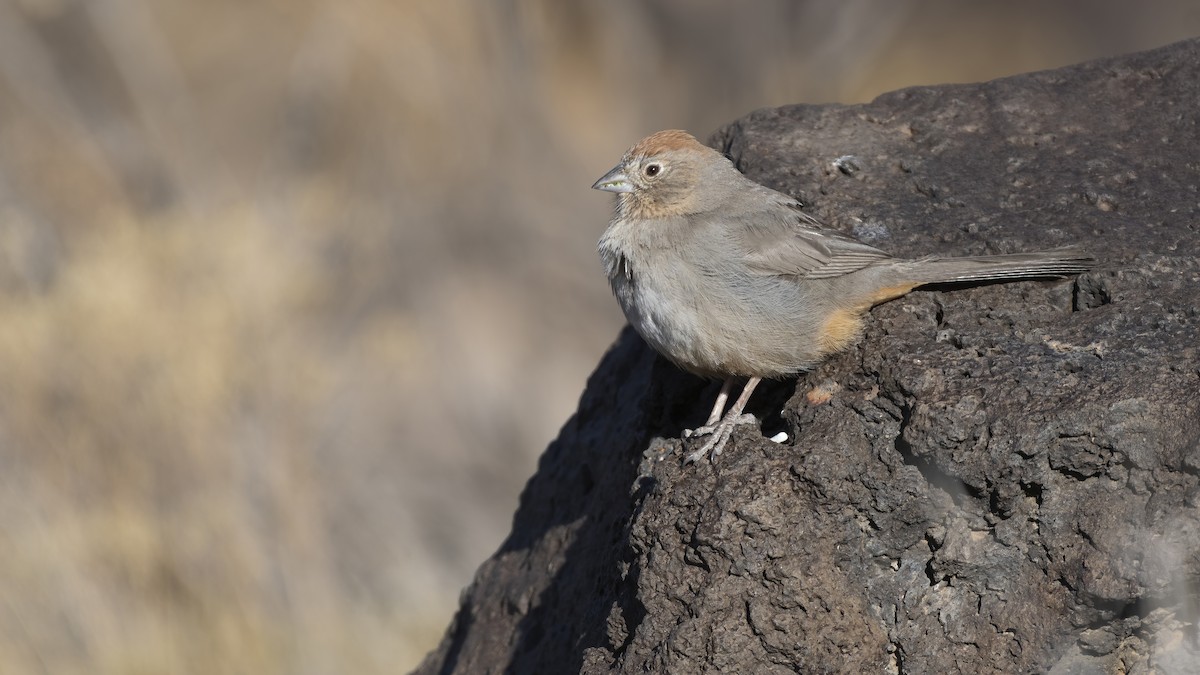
[416,39,1200,674]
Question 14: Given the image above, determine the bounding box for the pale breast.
[598,219,851,379]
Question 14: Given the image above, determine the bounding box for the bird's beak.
[592,165,633,193]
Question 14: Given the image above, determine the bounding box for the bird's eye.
[643,163,661,177]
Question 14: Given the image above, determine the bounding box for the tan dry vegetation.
[0,0,1197,671]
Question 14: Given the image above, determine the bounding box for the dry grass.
[0,0,1197,671]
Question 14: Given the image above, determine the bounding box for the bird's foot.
[683,413,757,464]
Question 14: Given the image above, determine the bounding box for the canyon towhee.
[593,130,1091,463]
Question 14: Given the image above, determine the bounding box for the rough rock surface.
[416,39,1200,674]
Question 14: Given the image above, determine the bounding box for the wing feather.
[739,199,893,279]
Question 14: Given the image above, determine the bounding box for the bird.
[592,129,1092,463]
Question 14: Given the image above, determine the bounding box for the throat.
[620,192,690,221]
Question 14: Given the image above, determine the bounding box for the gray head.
[592,130,741,220]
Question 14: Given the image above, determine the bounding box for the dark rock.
[416,39,1200,674]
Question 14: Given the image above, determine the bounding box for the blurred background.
[0,0,1196,672]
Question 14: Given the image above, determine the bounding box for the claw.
[683,413,757,463]
[681,376,763,464]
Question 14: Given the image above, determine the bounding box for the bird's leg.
[684,377,761,463]
[704,377,734,426]
[683,377,734,438]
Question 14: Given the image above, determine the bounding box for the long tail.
[901,248,1094,285]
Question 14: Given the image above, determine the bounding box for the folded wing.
[739,199,893,280]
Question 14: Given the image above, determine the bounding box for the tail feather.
[904,248,1094,285]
